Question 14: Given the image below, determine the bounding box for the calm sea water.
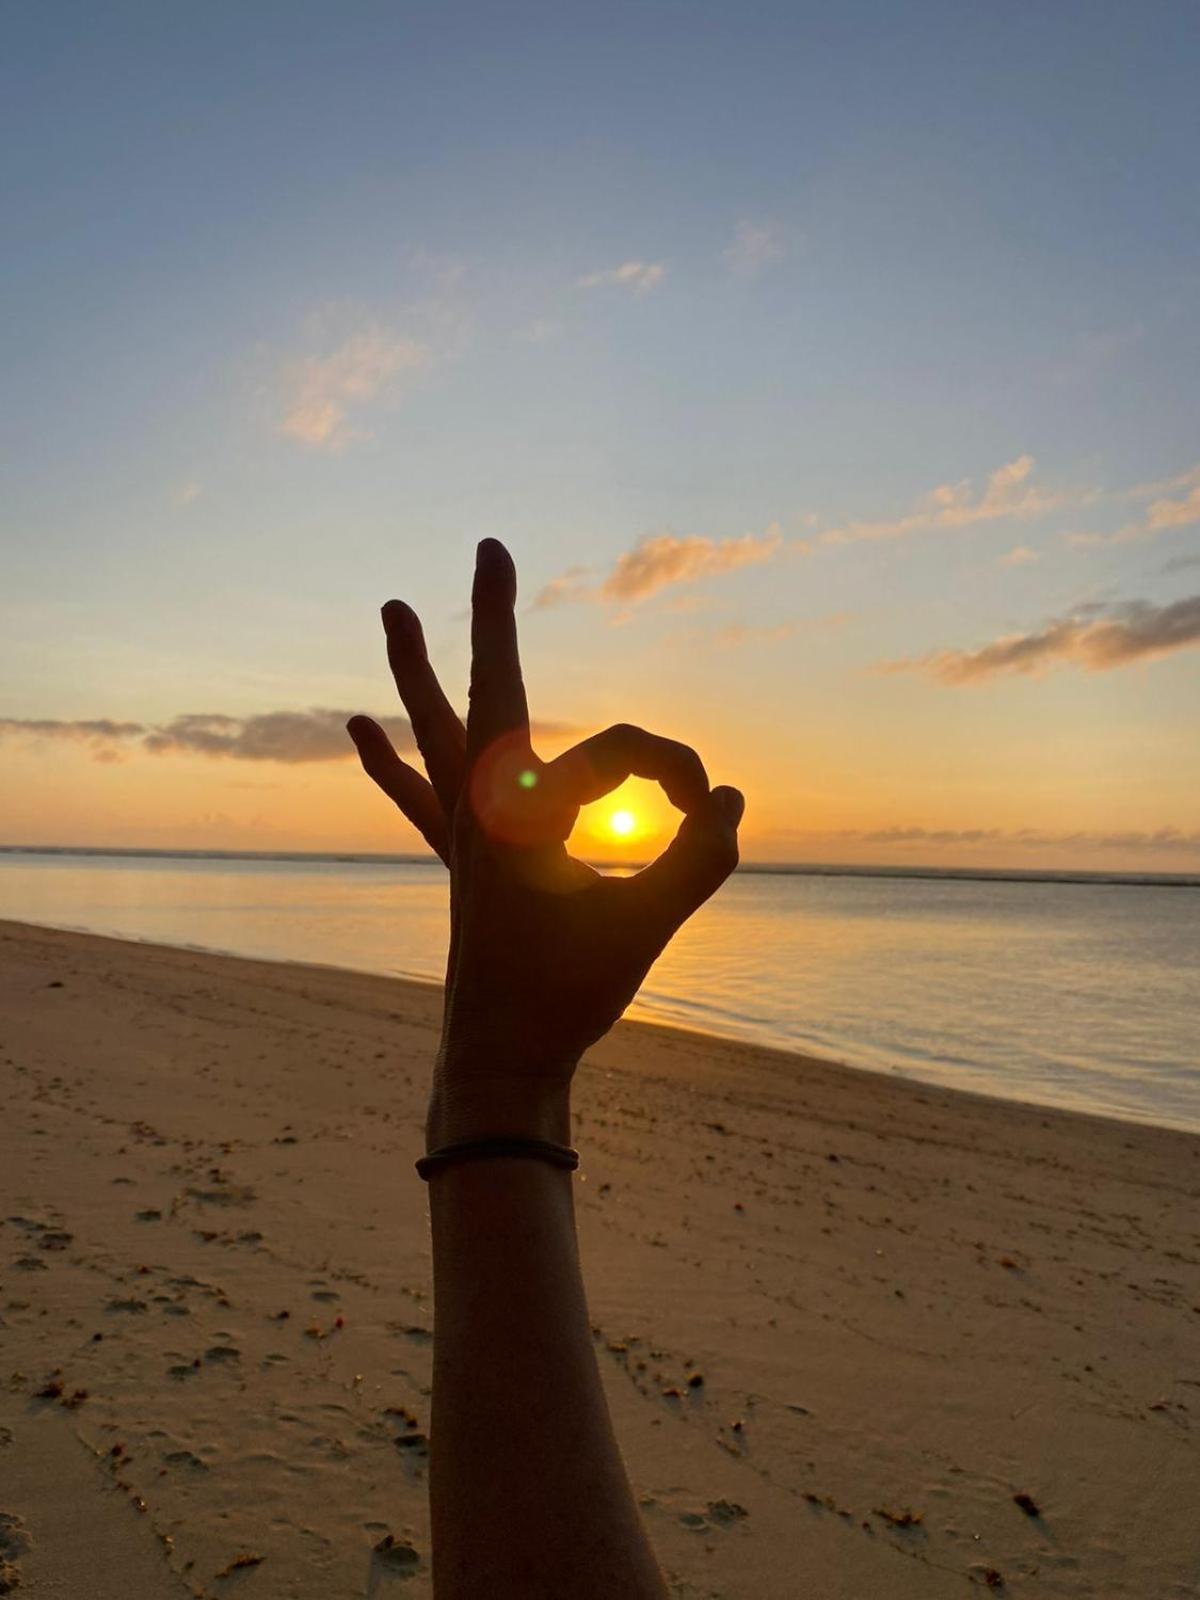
[2,850,1198,1134]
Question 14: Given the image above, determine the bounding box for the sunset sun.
[609,808,637,839]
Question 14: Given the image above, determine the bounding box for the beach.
[1,918,1198,1599]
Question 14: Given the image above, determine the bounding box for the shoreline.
[2,913,1198,1141]
[2,919,1198,1598]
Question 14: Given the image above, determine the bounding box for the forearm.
[424,1100,669,1600]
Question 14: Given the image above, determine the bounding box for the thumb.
[631,785,743,930]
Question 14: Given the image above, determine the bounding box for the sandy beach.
[1,917,1197,1599]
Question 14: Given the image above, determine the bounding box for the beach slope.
[1,919,1197,1598]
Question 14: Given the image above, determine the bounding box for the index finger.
[544,723,710,814]
[467,538,530,759]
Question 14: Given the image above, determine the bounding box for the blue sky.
[2,2,1199,865]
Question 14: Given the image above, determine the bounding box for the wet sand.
[1,918,1198,1598]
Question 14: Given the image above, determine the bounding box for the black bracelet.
[415,1137,580,1182]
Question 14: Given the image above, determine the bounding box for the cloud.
[601,528,783,604]
[1147,483,1200,532]
[0,709,578,764]
[278,322,431,449]
[0,718,146,760]
[142,710,418,763]
[1062,526,1140,549]
[1163,547,1200,574]
[1061,463,1200,547]
[998,545,1039,567]
[530,565,592,611]
[724,221,784,278]
[534,526,784,612]
[1124,464,1200,501]
[173,481,202,508]
[821,456,1074,546]
[575,261,666,295]
[882,594,1200,684]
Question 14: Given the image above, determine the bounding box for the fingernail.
[713,787,745,828]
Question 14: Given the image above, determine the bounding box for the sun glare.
[609,808,637,839]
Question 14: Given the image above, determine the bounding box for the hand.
[347,539,744,1149]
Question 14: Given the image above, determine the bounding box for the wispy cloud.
[533,526,784,612]
[1064,463,1200,547]
[1123,464,1200,501]
[173,480,202,508]
[1163,547,1200,574]
[998,545,1039,567]
[882,594,1200,684]
[1147,482,1200,532]
[821,456,1075,546]
[575,261,666,295]
[0,709,574,764]
[278,322,430,450]
[531,565,592,609]
[724,220,784,278]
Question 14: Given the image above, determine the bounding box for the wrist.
[425,1075,574,1153]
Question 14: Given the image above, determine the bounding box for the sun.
[609,808,637,839]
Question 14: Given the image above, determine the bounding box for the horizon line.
[1,843,1197,890]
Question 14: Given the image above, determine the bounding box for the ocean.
[1,849,1197,1134]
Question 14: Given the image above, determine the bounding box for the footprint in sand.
[386,1324,432,1345]
[204,1345,241,1364]
[645,1493,749,1536]
[0,1509,32,1594]
[368,1532,421,1590]
[155,1297,191,1317]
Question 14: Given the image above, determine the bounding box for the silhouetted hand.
[348,539,743,1146]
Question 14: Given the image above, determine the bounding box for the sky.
[2,1,1199,870]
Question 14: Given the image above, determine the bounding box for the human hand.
[348,539,743,1149]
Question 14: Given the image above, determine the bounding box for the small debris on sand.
[706,1500,748,1522]
[874,1507,923,1528]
